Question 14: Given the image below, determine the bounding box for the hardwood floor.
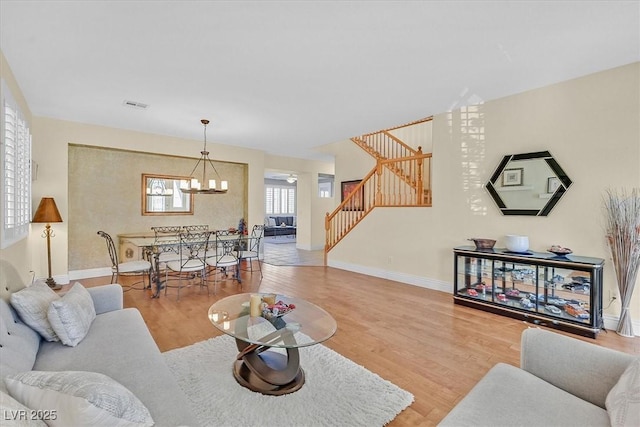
[79,262,639,426]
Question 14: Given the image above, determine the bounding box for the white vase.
[505,235,529,253]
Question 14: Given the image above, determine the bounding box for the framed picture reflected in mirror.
[502,168,524,187]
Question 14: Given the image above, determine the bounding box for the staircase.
[324,118,432,261]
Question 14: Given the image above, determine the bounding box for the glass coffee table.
[208,293,337,395]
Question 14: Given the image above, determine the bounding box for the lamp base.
[45,277,61,291]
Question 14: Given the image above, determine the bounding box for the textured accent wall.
[68,145,247,270]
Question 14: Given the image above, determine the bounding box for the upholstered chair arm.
[520,327,635,409]
[86,284,123,314]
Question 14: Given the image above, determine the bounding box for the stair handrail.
[377,115,433,133]
[352,131,417,160]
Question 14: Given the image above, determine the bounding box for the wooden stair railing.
[351,131,417,161]
[325,152,431,262]
[351,116,432,161]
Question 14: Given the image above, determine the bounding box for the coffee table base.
[233,344,305,395]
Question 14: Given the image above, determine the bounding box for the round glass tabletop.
[208,293,337,348]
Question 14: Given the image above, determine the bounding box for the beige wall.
[68,145,247,270]
[327,62,640,328]
[0,51,33,284]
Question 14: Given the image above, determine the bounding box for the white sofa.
[439,328,638,427]
[0,261,198,426]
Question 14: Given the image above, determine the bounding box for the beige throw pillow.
[47,282,96,346]
[606,357,640,427]
[4,371,154,427]
[10,282,60,341]
[0,390,47,426]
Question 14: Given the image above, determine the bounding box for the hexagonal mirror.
[485,151,572,216]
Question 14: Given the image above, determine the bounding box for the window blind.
[1,80,32,249]
[265,184,295,215]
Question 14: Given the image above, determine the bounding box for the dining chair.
[237,224,264,278]
[206,229,241,293]
[150,226,183,272]
[97,231,152,288]
[164,230,211,300]
[182,224,209,233]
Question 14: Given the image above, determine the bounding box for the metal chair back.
[182,224,209,234]
[97,230,119,271]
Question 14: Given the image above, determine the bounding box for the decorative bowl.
[468,238,496,249]
[505,235,529,253]
[262,300,296,320]
[548,245,572,256]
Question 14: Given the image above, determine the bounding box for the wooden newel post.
[375,161,382,206]
[416,146,424,203]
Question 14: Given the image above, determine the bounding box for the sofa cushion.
[0,390,46,426]
[34,308,199,427]
[9,283,59,342]
[606,357,640,427]
[438,363,610,427]
[4,370,153,427]
[273,216,291,226]
[47,283,96,347]
[0,299,41,394]
[265,217,276,227]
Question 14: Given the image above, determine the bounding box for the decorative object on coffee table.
[603,188,640,337]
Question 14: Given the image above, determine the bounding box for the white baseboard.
[602,314,640,336]
[33,274,70,285]
[327,260,640,337]
[68,267,112,281]
[327,260,450,293]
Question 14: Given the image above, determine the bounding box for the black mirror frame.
[485,151,572,216]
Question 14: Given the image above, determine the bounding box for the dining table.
[123,230,253,298]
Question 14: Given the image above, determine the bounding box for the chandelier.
[180,119,228,194]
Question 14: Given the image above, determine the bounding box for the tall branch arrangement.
[603,188,640,337]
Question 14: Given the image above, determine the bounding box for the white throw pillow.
[10,282,60,341]
[0,390,46,426]
[47,282,96,347]
[267,217,276,227]
[606,357,640,427]
[4,371,154,427]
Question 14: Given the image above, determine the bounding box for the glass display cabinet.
[453,246,604,338]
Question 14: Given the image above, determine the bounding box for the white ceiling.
[1,1,638,161]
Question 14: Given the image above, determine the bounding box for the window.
[318,173,334,198]
[1,80,32,249]
[265,184,295,215]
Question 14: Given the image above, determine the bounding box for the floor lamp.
[32,197,63,290]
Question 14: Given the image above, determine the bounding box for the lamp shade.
[32,197,63,223]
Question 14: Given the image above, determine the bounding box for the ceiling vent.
[123,100,149,110]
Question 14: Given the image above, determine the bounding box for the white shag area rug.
[163,335,414,427]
